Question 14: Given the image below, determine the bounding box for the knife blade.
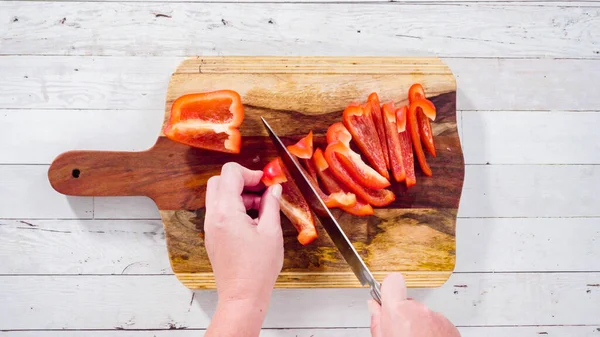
[261,117,382,304]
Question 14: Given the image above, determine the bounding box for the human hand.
[369,273,461,337]
[204,162,284,307]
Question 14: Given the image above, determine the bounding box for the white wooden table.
[1,1,599,336]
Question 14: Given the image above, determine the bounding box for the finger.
[243,180,266,193]
[258,184,282,234]
[368,299,383,337]
[381,272,408,307]
[242,193,262,211]
[205,176,221,211]
[219,162,264,198]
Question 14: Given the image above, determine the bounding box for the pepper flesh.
[312,149,374,216]
[382,102,406,182]
[302,156,357,209]
[262,157,317,245]
[408,100,435,177]
[342,104,390,180]
[397,106,416,187]
[164,90,244,153]
[409,83,426,104]
[326,123,390,190]
[368,93,390,169]
[417,109,436,157]
[324,143,395,207]
[287,131,314,159]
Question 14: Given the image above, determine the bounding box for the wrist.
[207,297,271,337]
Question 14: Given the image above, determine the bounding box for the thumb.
[258,184,282,233]
[381,273,408,307]
[368,299,382,337]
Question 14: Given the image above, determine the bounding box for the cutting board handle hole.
[72,169,81,178]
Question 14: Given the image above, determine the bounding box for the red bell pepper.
[287,131,314,159]
[408,99,436,177]
[302,156,357,209]
[164,90,244,153]
[326,123,390,190]
[417,109,436,157]
[342,104,390,180]
[409,83,426,104]
[312,149,374,216]
[396,106,416,188]
[324,143,395,207]
[368,93,390,169]
[382,102,406,183]
[262,158,317,245]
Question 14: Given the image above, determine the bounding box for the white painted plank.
[3,164,600,219]
[458,164,600,218]
[1,57,599,112]
[4,109,600,165]
[0,273,599,329]
[0,166,92,219]
[0,110,162,165]
[1,3,599,58]
[94,197,161,219]
[462,111,600,164]
[2,326,600,337]
[1,218,598,274]
[0,220,170,275]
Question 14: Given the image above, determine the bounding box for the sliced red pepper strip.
[261,157,288,186]
[382,102,406,183]
[408,100,434,177]
[409,83,426,104]
[396,105,407,133]
[342,104,390,180]
[262,157,317,245]
[417,109,436,157]
[164,90,244,153]
[324,143,395,207]
[397,107,416,188]
[302,157,357,209]
[312,149,374,216]
[368,93,390,170]
[326,123,390,190]
[287,131,314,159]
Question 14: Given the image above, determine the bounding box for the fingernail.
[271,184,282,199]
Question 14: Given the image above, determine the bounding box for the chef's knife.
[261,117,382,304]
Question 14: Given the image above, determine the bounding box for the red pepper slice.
[417,109,436,157]
[302,157,357,209]
[262,158,317,245]
[408,99,436,177]
[324,143,395,207]
[368,93,390,170]
[164,90,244,153]
[409,83,426,104]
[396,107,416,188]
[342,104,390,180]
[287,131,314,159]
[261,157,288,186]
[326,123,390,190]
[312,149,374,216]
[382,102,406,183]
[396,105,407,133]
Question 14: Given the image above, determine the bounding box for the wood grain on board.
[48,57,463,289]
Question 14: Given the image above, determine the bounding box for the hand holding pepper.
[204,162,283,337]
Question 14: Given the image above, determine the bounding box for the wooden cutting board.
[48,57,464,289]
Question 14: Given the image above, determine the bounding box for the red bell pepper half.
[312,149,374,216]
[326,123,390,190]
[368,93,390,169]
[164,90,244,154]
[287,131,314,159]
[324,143,395,207]
[342,104,390,180]
[262,158,317,245]
[396,106,416,188]
[382,102,406,183]
[408,99,437,177]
